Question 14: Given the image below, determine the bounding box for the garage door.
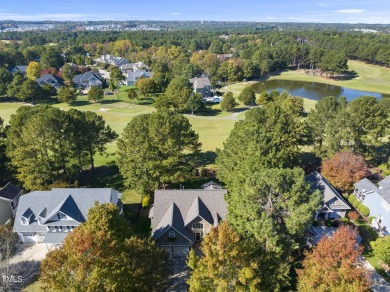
[22,234,38,243]
[173,246,189,257]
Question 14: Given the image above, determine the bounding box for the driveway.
[9,243,48,265]
[165,256,189,292]
[363,259,390,292]
[1,244,48,290]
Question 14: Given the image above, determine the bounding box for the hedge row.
[348,195,370,217]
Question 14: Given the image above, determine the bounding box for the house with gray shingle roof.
[189,77,212,97]
[306,172,350,220]
[36,74,64,89]
[354,175,390,235]
[10,65,27,75]
[0,182,23,225]
[96,54,130,67]
[149,189,227,257]
[72,71,103,90]
[120,61,151,74]
[13,188,122,247]
[125,71,153,86]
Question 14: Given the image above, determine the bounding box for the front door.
[195,232,201,241]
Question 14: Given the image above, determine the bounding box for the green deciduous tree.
[371,236,390,266]
[164,77,193,112]
[19,79,45,102]
[0,67,13,96]
[40,47,64,69]
[220,91,238,112]
[58,86,78,103]
[40,203,169,291]
[6,73,26,99]
[318,50,348,78]
[117,111,201,194]
[297,226,371,292]
[187,221,260,292]
[136,78,155,98]
[61,63,78,83]
[88,87,104,103]
[186,92,203,115]
[238,86,256,106]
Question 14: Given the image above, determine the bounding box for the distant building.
[125,71,153,86]
[36,74,64,89]
[0,183,23,225]
[189,77,212,97]
[96,54,129,67]
[150,188,227,257]
[13,188,122,247]
[353,176,390,235]
[120,61,151,74]
[72,72,103,89]
[217,54,233,61]
[10,65,27,75]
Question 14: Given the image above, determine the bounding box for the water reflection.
[252,80,389,101]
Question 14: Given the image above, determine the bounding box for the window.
[169,231,176,239]
[192,223,203,229]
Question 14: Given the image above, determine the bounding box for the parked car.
[104,91,114,95]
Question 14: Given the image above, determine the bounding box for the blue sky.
[0,1,389,23]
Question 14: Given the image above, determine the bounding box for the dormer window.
[169,231,176,239]
[21,217,28,225]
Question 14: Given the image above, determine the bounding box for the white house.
[353,176,390,235]
[13,188,122,248]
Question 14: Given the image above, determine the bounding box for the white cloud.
[336,9,366,14]
[171,12,181,15]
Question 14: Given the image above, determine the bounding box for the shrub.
[368,216,376,224]
[358,205,370,217]
[340,217,350,225]
[348,195,357,205]
[348,211,360,221]
[142,195,151,208]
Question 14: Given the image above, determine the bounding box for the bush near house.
[347,196,370,217]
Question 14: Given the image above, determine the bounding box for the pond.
[252,79,390,101]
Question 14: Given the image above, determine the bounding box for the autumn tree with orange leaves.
[297,225,371,292]
[40,203,169,291]
[321,151,369,191]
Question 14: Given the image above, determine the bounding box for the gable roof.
[36,74,64,88]
[13,188,119,233]
[379,176,390,189]
[126,71,152,82]
[354,176,390,204]
[151,189,227,241]
[306,172,350,210]
[189,77,211,89]
[73,72,103,87]
[0,182,22,201]
[11,65,27,73]
[43,195,85,223]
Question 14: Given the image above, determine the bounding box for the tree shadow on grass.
[192,151,217,166]
[195,108,222,117]
[335,70,358,81]
[69,100,90,107]
[85,162,124,190]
